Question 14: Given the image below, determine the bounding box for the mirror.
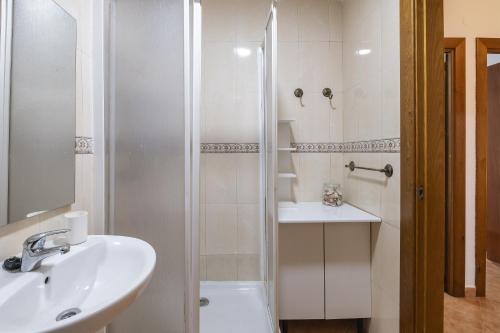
[0,0,77,226]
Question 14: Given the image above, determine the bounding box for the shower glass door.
[263,4,278,332]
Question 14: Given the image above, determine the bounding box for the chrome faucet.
[21,229,71,272]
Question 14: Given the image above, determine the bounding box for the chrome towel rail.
[345,161,394,178]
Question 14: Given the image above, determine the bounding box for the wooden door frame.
[400,0,445,332]
[444,38,466,297]
[475,38,500,297]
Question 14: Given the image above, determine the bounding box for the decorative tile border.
[291,142,343,153]
[342,138,400,153]
[201,143,259,153]
[201,138,400,154]
[75,136,94,154]
[292,138,400,153]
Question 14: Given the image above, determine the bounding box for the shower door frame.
[263,3,279,332]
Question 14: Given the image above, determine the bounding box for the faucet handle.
[23,229,70,252]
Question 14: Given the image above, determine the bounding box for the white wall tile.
[235,0,270,42]
[343,153,383,216]
[296,94,331,143]
[277,0,299,42]
[206,254,238,281]
[299,42,337,94]
[237,204,260,254]
[329,0,343,42]
[380,154,400,228]
[278,42,300,119]
[330,92,343,142]
[202,0,237,42]
[380,0,400,139]
[235,42,261,94]
[205,204,238,255]
[205,154,238,204]
[234,92,260,142]
[298,0,330,42]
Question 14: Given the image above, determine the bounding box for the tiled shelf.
[278,147,297,151]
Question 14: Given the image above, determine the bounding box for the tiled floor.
[444,260,500,332]
[200,282,273,333]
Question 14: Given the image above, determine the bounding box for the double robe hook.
[294,88,336,110]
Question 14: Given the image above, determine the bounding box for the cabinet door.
[279,224,324,319]
[325,223,371,319]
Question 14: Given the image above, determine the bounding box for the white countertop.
[278,202,381,224]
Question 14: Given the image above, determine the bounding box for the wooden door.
[487,62,500,263]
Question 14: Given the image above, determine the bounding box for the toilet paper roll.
[64,210,88,245]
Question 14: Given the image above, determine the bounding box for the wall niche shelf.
[278,173,297,179]
[278,147,297,152]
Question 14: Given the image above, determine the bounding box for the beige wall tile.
[200,203,206,255]
[237,154,260,204]
[205,204,238,255]
[295,153,331,202]
[205,154,238,204]
[200,255,207,281]
[237,204,261,254]
[237,254,261,280]
[206,254,238,281]
[369,284,399,333]
[371,222,400,301]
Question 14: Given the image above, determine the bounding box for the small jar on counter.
[323,183,343,207]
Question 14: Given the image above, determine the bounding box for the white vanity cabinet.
[278,202,380,320]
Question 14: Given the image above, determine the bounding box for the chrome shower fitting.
[322,88,336,110]
[294,88,304,107]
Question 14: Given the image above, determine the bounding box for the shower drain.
[200,297,210,307]
[56,308,81,321]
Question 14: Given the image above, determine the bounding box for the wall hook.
[322,88,336,110]
[294,88,304,107]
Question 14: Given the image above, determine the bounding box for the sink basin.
[0,235,156,333]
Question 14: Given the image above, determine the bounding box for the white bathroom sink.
[0,235,156,333]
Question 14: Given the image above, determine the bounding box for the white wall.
[444,0,500,288]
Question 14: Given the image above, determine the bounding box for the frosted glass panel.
[108,0,186,332]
